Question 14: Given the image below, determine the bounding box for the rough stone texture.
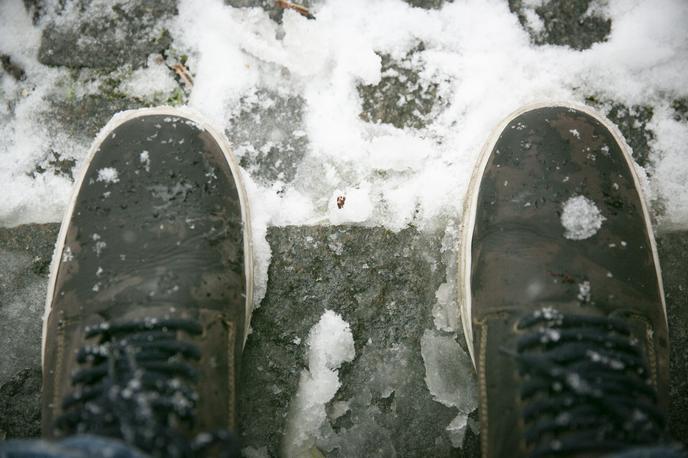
[509,0,611,50]
[227,90,309,184]
[358,44,442,130]
[38,0,177,69]
[239,226,478,456]
[582,99,663,217]
[47,93,145,141]
[659,232,688,443]
[0,224,57,440]
[0,369,42,440]
[603,103,655,168]
[27,93,146,183]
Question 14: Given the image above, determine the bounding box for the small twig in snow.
[275,0,315,20]
[172,63,194,90]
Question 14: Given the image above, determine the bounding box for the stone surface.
[227,90,309,184]
[510,0,611,50]
[38,0,177,70]
[239,226,478,456]
[47,93,145,141]
[659,232,688,443]
[358,44,442,130]
[601,103,655,168]
[0,368,42,440]
[0,224,57,440]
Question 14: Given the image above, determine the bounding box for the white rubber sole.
[41,106,255,365]
[458,100,668,368]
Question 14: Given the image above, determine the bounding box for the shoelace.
[509,308,666,457]
[55,318,239,458]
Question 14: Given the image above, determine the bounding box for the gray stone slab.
[0,224,58,440]
[227,90,308,185]
[358,44,442,130]
[509,0,611,50]
[38,0,176,70]
[659,232,688,443]
[238,226,478,456]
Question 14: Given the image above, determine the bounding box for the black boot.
[460,103,670,457]
[41,108,253,457]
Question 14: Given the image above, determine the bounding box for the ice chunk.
[421,330,477,413]
[561,195,606,240]
[432,282,459,332]
[283,310,355,456]
[446,413,469,448]
[421,329,478,446]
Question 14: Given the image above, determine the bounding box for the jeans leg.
[605,445,687,458]
[0,434,148,458]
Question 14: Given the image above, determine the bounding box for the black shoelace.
[509,308,666,457]
[55,318,239,458]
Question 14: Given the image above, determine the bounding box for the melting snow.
[561,195,606,240]
[577,280,591,303]
[140,150,151,172]
[96,167,120,184]
[283,310,355,456]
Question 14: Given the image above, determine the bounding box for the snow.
[561,195,606,240]
[283,310,355,456]
[0,2,75,227]
[0,0,686,234]
[326,187,373,224]
[167,0,688,235]
[139,151,151,172]
[120,54,179,100]
[96,167,120,184]
[577,280,591,303]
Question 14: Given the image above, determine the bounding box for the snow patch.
[561,195,606,240]
[577,280,591,303]
[96,167,120,184]
[120,54,178,100]
[140,151,151,172]
[283,310,355,456]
